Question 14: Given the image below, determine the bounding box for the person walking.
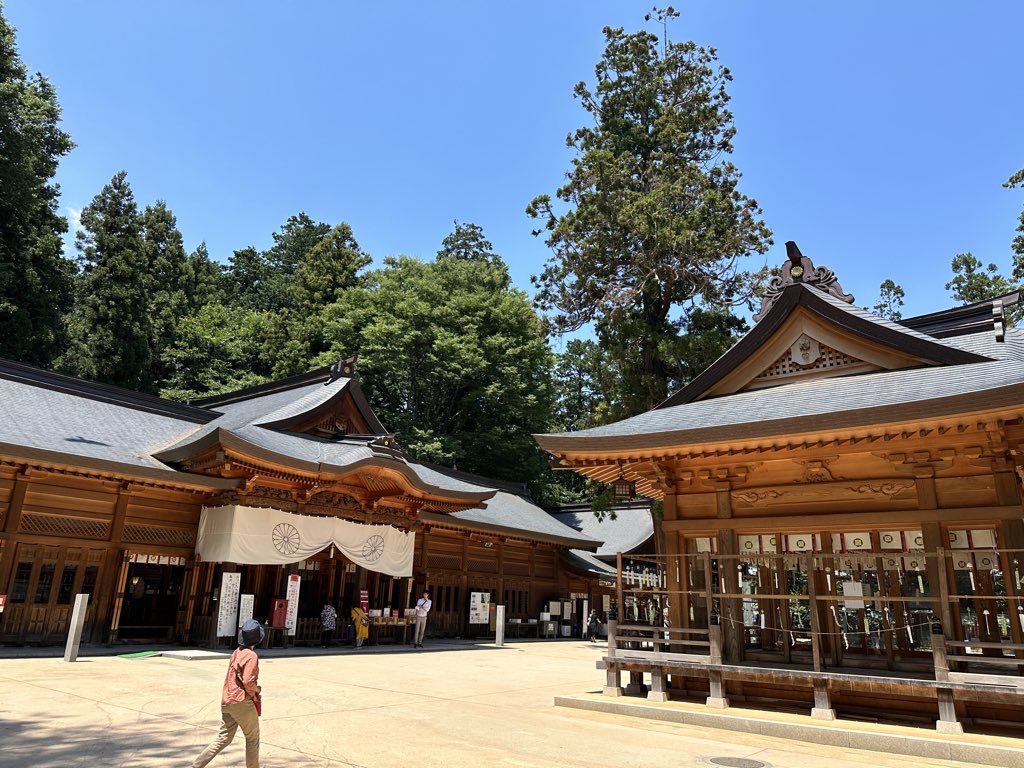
[320,602,337,648]
[587,609,601,643]
[191,619,264,768]
[413,590,432,648]
[351,604,369,648]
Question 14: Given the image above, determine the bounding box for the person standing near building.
[413,590,432,648]
[191,619,264,768]
[351,604,369,648]
[587,609,601,643]
[320,602,337,648]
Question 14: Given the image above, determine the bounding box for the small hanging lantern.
[612,464,636,501]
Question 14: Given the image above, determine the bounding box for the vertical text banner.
[285,574,301,636]
[239,594,254,628]
[216,572,241,637]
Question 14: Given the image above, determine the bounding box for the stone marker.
[496,605,505,647]
[63,593,89,663]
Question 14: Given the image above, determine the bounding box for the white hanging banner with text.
[285,575,300,636]
[216,572,241,638]
[196,505,415,577]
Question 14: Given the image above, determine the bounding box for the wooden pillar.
[806,554,823,672]
[999,519,1024,666]
[717,529,741,663]
[820,530,841,668]
[706,624,728,708]
[923,523,956,644]
[106,554,131,644]
[871,530,896,670]
[0,469,30,593]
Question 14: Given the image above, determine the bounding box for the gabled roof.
[658,281,991,408]
[536,357,1024,455]
[902,291,1020,339]
[549,504,654,558]
[422,490,603,550]
[0,359,234,490]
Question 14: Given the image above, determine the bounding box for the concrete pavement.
[0,638,1020,767]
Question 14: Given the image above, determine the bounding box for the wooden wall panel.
[22,481,117,519]
[935,475,998,508]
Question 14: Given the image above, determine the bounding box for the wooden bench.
[599,622,1024,734]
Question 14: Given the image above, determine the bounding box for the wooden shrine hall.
[536,242,1024,733]
[0,357,600,647]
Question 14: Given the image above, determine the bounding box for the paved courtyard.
[0,638,1018,768]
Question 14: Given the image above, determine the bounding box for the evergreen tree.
[61,171,152,390]
[873,279,905,320]
[0,6,75,366]
[317,224,555,493]
[141,201,188,385]
[528,7,771,414]
[183,242,225,312]
[290,222,370,311]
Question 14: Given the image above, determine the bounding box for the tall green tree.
[528,7,771,414]
[317,225,554,492]
[873,279,905,320]
[225,213,331,313]
[267,212,330,274]
[183,242,225,312]
[159,302,276,401]
[61,171,153,390]
[1007,168,1024,277]
[290,222,370,312]
[141,201,188,385]
[945,252,1013,306]
[0,6,75,366]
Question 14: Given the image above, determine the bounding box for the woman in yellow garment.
[351,605,369,648]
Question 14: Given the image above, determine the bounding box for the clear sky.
[6,1,1023,325]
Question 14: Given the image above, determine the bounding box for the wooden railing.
[600,622,1023,732]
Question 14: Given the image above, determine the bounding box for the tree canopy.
[528,7,771,414]
[0,7,75,366]
[315,225,556,495]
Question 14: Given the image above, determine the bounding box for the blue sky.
[6,1,1023,326]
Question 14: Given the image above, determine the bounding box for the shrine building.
[535,242,1024,730]
[0,357,600,646]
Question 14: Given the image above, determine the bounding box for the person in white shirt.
[413,590,432,648]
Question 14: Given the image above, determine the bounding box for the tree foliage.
[0,6,75,366]
[316,225,555,494]
[873,279,905,320]
[527,7,771,413]
[945,252,1013,306]
[60,171,154,391]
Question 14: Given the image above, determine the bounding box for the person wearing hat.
[191,618,264,768]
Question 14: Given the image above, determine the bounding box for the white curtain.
[196,505,415,577]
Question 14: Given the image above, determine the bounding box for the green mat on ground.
[117,651,161,659]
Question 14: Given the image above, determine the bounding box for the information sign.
[469,591,490,624]
[284,574,301,635]
[216,572,241,637]
[238,594,254,627]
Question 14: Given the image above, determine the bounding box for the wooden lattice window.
[19,513,110,540]
[122,524,196,548]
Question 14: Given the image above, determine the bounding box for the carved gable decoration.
[790,335,821,367]
[755,241,854,322]
[749,336,878,388]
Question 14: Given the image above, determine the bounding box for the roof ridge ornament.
[329,355,359,381]
[753,241,854,322]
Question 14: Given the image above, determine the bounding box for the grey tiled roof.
[563,549,616,576]
[540,358,1024,441]
[443,491,603,549]
[549,507,653,557]
[0,375,226,486]
[942,328,1024,360]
